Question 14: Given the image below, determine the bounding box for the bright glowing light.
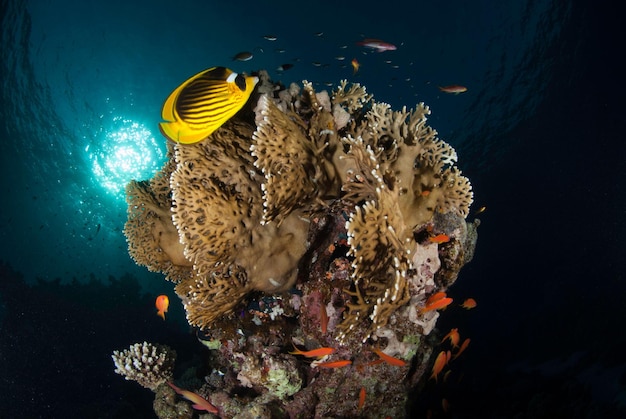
[89,117,164,197]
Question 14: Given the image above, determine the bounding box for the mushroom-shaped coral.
[123,146,192,283]
[112,342,176,391]
[167,118,310,329]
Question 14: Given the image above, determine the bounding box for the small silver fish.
[232,51,253,61]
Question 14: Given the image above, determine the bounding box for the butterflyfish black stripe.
[183,109,240,125]
[181,98,239,114]
[176,92,237,112]
[182,78,230,91]
[183,104,240,123]
[184,90,234,104]
[180,86,230,102]
[177,96,237,115]
[184,80,230,92]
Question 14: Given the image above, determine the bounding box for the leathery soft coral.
[122,69,477,417]
[123,145,192,283]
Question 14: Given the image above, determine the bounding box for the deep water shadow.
[0,261,199,418]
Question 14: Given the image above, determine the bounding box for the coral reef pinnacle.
[120,69,477,417]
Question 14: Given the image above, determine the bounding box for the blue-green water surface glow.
[88,116,164,196]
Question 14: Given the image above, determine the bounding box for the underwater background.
[1,0,624,417]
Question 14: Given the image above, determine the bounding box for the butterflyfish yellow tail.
[159,66,259,144]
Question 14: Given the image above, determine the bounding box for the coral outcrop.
[123,152,192,283]
[120,69,477,417]
[112,342,176,391]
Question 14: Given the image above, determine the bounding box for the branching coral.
[112,342,176,391]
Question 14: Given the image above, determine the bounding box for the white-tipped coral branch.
[112,342,176,391]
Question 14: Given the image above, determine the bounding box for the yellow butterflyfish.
[159,66,258,144]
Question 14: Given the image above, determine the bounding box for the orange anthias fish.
[429,234,450,244]
[290,345,336,358]
[426,291,447,305]
[168,382,218,413]
[430,351,447,382]
[438,85,468,94]
[453,338,470,360]
[320,303,329,334]
[372,348,407,367]
[442,398,450,413]
[420,297,453,314]
[461,298,477,309]
[155,295,169,320]
[441,328,460,348]
[358,387,366,409]
[474,206,487,215]
[351,58,360,74]
[315,359,352,368]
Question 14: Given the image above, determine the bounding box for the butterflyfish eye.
[234,73,247,91]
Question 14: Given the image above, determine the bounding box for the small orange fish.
[429,234,450,244]
[430,351,447,382]
[442,398,450,413]
[320,303,329,334]
[426,291,447,305]
[420,297,453,314]
[438,85,468,94]
[358,387,366,409]
[155,295,169,320]
[372,348,407,367]
[421,190,431,197]
[315,359,352,368]
[351,58,360,74]
[474,206,486,215]
[168,382,218,413]
[441,328,460,348]
[453,338,470,360]
[364,358,385,368]
[460,298,477,309]
[290,345,336,358]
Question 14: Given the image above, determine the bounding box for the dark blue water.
[1,0,624,417]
